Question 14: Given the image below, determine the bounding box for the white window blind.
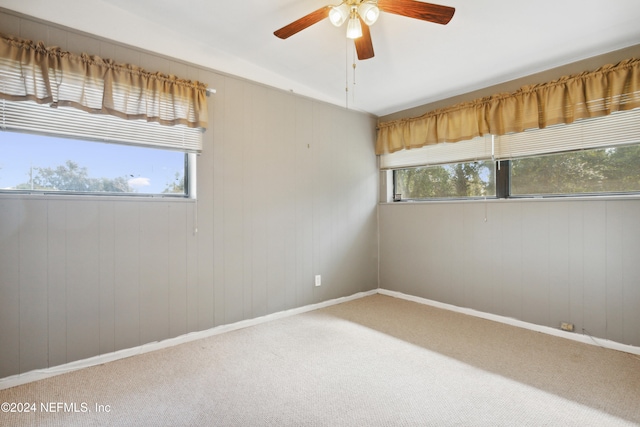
[495,108,640,160]
[379,108,640,169]
[1,99,203,153]
[379,134,493,170]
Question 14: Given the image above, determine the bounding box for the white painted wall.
[0,11,379,378]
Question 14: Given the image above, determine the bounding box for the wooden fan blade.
[274,6,331,39]
[354,19,374,60]
[378,0,455,25]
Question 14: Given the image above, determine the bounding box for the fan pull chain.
[345,39,349,109]
[344,40,359,109]
[352,46,357,105]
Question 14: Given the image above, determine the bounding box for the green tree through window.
[511,145,640,195]
[394,160,495,199]
[16,160,133,192]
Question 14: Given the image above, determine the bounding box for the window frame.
[386,108,640,203]
[0,137,196,198]
[504,144,640,199]
[390,144,640,202]
[0,100,200,199]
[392,160,498,202]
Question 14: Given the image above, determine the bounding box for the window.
[0,99,201,197]
[394,161,495,200]
[0,131,190,195]
[385,108,640,201]
[510,144,640,196]
[0,34,208,197]
[501,107,640,197]
[382,134,495,201]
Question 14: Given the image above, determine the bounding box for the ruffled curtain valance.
[0,33,208,128]
[376,58,640,155]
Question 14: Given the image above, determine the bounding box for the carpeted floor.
[1,294,639,426]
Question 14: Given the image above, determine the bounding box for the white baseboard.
[3,287,637,390]
[378,288,640,357]
[0,289,377,390]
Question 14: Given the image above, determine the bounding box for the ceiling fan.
[273,0,455,60]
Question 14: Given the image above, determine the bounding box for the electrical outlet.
[560,322,574,332]
[315,275,321,287]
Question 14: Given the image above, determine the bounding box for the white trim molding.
[2,287,638,390]
[378,288,640,357]
[0,290,377,390]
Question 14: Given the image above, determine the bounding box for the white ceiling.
[1,0,640,116]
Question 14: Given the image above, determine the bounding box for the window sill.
[380,193,640,205]
[0,192,196,202]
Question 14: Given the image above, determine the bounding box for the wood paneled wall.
[379,199,640,347]
[0,11,379,378]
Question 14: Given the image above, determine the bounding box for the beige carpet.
[1,294,639,426]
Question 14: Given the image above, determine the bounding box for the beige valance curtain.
[376,58,640,155]
[0,33,208,129]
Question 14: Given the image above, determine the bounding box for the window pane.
[394,160,496,200]
[511,144,640,196]
[0,131,186,195]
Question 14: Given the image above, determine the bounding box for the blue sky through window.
[0,131,185,194]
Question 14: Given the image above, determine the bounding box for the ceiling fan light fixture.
[346,16,363,39]
[346,8,362,39]
[329,3,349,27]
[358,2,380,26]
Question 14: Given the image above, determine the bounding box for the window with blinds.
[385,108,640,200]
[1,99,203,152]
[0,98,201,196]
[503,108,640,196]
[494,108,640,160]
[383,134,496,200]
[380,135,493,170]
